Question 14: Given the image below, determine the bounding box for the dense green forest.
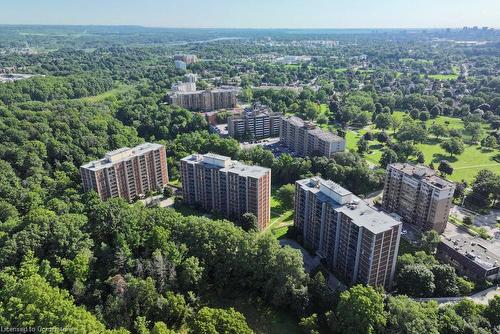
[0,26,499,333]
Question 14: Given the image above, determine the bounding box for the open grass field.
[426,73,460,80]
[345,112,499,182]
[399,58,433,64]
[77,84,133,103]
[266,188,294,239]
[205,293,301,334]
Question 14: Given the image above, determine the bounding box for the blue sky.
[1,0,499,29]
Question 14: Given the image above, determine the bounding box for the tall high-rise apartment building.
[171,81,196,93]
[167,87,239,111]
[184,73,198,83]
[80,143,169,202]
[295,177,402,289]
[174,54,198,65]
[227,103,282,139]
[382,163,455,234]
[180,153,271,230]
[174,60,187,70]
[280,115,345,157]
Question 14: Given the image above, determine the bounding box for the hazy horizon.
[1,0,499,29]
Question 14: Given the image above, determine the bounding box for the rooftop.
[308,127,344,142]
[283,115,344,143]
[170,86,240,96]
[182,153,270,178]
[221,161,270,178]
[389,163,455,190]
[81,143,164,171]
[230,104,282,120]
[441,234,500,270]
[298,177,401,234]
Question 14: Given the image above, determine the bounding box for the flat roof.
[182,153,270,178]
[221,161,270,178]
[204,152,231,161]
[441,234,500,270]
[389,163,455,190]
[283,115,344,143]
[285,115,307,127]
[297,177,401,234]
[171,87,240,96]
[308,127,344,142]
[81,143,164,171]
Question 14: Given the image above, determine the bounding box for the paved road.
[240,137,280,150]
[280,238,320,273]
[414,285,499,306]
[139,195,175,208]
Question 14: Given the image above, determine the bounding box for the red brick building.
[80,143,168,202]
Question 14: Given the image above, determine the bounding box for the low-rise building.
[80,143,169,202]
[280,115,345,157]
[295,177,402,289]
[438,234,500,281]
[180,153,271,230]
[382,163,455,234]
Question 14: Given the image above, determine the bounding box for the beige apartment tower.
[382,163,455,234]
[80,143,169,202]
[168,87,239,112]
[280,115,345,157]
[228,104,282,139]
[295,177,402,289]
[180,153,271,230]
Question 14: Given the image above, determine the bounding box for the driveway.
[414,285,499,306]
[279,238,320,273]
[240,137,280,150]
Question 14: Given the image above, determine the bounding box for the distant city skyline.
[1,0,499,29]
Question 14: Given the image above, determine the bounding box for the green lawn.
[270,225,290,239]
[449,215,492,240]
[427,73,459,80]
[334,68,349,73]
[346,129,382,165]
[345,113,499,183]
[77,84,133,103]
[415,142,500,182]
[205,293,301,334]
[169,179,182,188]
[399,58,433,64]
[417,73,459,81]
[171,199,215,218]
[267,188,294,238]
